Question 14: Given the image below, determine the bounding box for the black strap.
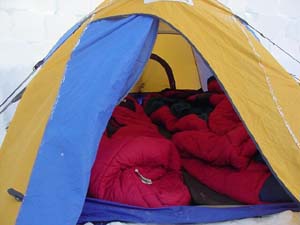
[7,188,24,202]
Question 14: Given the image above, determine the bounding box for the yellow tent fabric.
[92,0,300,202]
[132,34,201,92]
[0,0,300,224]
[0,20,90,225]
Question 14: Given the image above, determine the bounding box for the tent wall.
[132,34,201,92]
[193,48,215,91]
[15,16,158,225]
[0,15,159,225]
[92,0,300,202]
[0,1,300,225]
[0,19,90,225]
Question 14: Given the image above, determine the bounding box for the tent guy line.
[235,15,300,66]
[233,15,300,151]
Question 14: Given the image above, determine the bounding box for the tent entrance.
[84,19,297,223]
[131,19,216,93]
[132,32,202,92]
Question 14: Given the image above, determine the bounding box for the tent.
[0,0,300,224]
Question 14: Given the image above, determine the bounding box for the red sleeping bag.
[151,106,256,169]
[147,80,271,204]
[182,158,270,204]
[89,97,190,208]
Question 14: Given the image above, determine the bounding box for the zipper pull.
[134,169,153,185]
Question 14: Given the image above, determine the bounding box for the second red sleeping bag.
[89,96,190,208]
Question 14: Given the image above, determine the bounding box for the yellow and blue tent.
[1,0,300,225]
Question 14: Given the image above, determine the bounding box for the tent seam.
[232,16,300,151]
[49,14,96,120]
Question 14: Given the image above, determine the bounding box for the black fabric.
[157,125,173,139]
[160,88,202,99]
[170,101,192,118]
[145,95,213,121]
[207,76,216,84]
[106,98,137,137]
[259,175,293,203]
[183,171,242,205]
[106,117,124,138]
[144,97,176,115]
[253,152,265,163]
[119,98,136,111]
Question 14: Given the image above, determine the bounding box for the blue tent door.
[16,15,159,225]
[80,198,299,224]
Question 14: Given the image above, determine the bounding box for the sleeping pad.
[89,96,191,208]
